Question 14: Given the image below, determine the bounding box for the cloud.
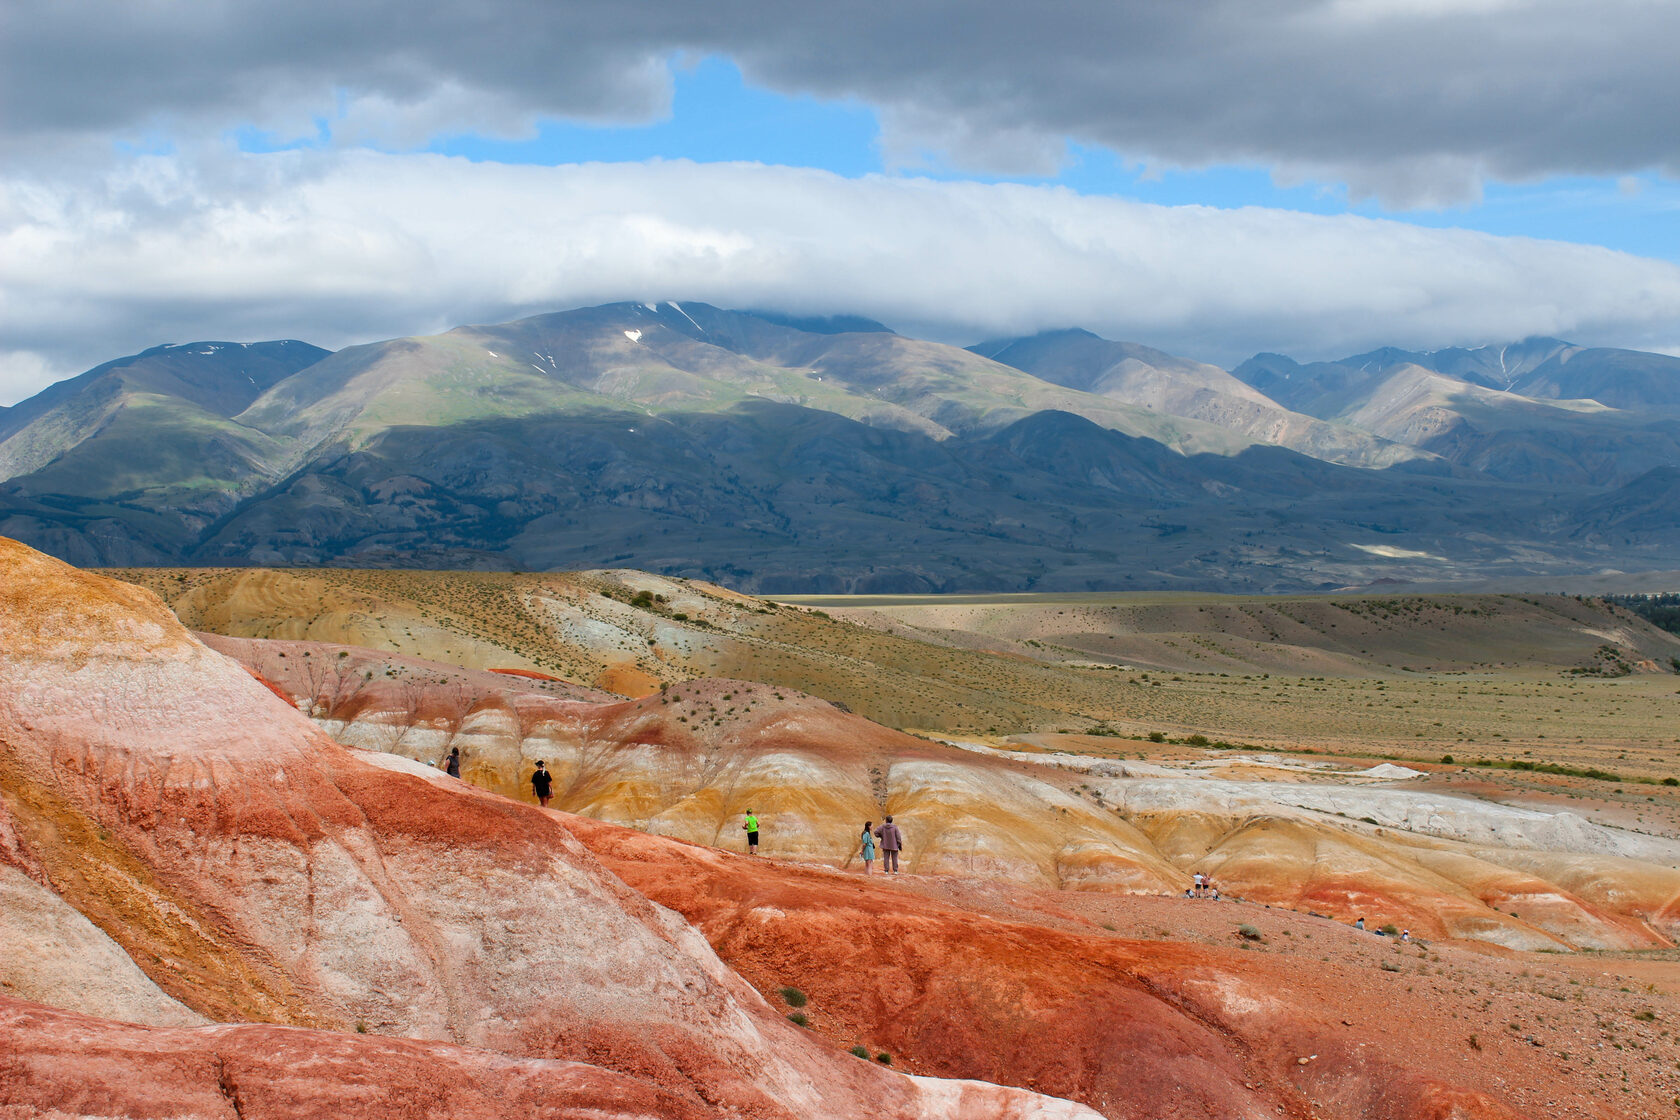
[4,2,1679,206]
[4,152,1679,403]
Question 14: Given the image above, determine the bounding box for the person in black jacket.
[531,760,553,807]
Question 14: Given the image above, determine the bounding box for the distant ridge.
[740,309,894,335]
[2,303,1677,589]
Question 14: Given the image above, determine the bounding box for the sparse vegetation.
[109,570,1680,785]
[779,986,808,1008]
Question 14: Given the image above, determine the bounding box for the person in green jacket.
[742,810,759,855]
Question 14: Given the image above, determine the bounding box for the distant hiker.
[1192,872,1207,897]
[443,747,461,778]
[1354,917,1365,931]
[860,821,877,874]
[1206,878,1220,900]
[531,760,553,808]
[1401,929,1411,943]
[874,816,904,873]
[743,810,759,855]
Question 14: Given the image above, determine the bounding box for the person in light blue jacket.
[859,821,877,874]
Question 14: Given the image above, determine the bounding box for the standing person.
[1192,871,1206,897]
[742,809,759,855]
[874,816,904,873]
[860,820,877,874]
[442,747,461,778]
[530,760,553,808]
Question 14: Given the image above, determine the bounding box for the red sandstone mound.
[220,632,1680,953]
[570,817,1534,1120]
[0,994,714,1120]
[207,636,1189,892]
[0,537,1098,1120]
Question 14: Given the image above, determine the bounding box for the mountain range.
[2,302,1677,591]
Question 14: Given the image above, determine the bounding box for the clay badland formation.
[8,539,1680,1117]
[112,563,1680,760]
[0,538,1095,1119]
[212,634,1680,955]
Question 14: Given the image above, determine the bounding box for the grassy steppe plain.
[109,568,1680,784]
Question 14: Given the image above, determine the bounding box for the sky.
[2,0,1679,405]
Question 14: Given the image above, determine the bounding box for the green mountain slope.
[237,303,1256,467]
[3,307,1677,587]
[1234,352,1680,486]
[0,340,326,483]
[970,328,1425,469]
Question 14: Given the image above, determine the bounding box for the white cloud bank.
[4,152,1679,404]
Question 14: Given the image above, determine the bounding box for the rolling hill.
[1233,350,1680,486]
[969,327,1423,469]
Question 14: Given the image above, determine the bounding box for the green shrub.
[1186,734,1210,747]
[1237,924,1263,941]
[850,1045,869,1059]
[787,1012,809,1027]
[779,986,808,1008]
[1439,754,1455,764]
[1379,924,1399,936]
[1147,731,1166,743]
[876,1053,892,1065]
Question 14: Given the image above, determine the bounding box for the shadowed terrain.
[7,307,1680,588]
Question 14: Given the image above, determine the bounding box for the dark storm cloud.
[3,1,1676,203]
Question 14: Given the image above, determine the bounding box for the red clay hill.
[8,537,1678,1119]
[213,632,1680,954]
[0,537,1096,1120]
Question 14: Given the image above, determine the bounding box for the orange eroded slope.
[0,537,1100,1120]
[572,817,1535,1120]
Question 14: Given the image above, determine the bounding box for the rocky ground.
[577,817,1680,1120]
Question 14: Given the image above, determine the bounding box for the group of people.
[1186,872,1220,899]
[499,759,920,876]
[735,810,906,873]
[858,817,904,873]
[463,761,1429,941]
[1353,917,1411,941]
